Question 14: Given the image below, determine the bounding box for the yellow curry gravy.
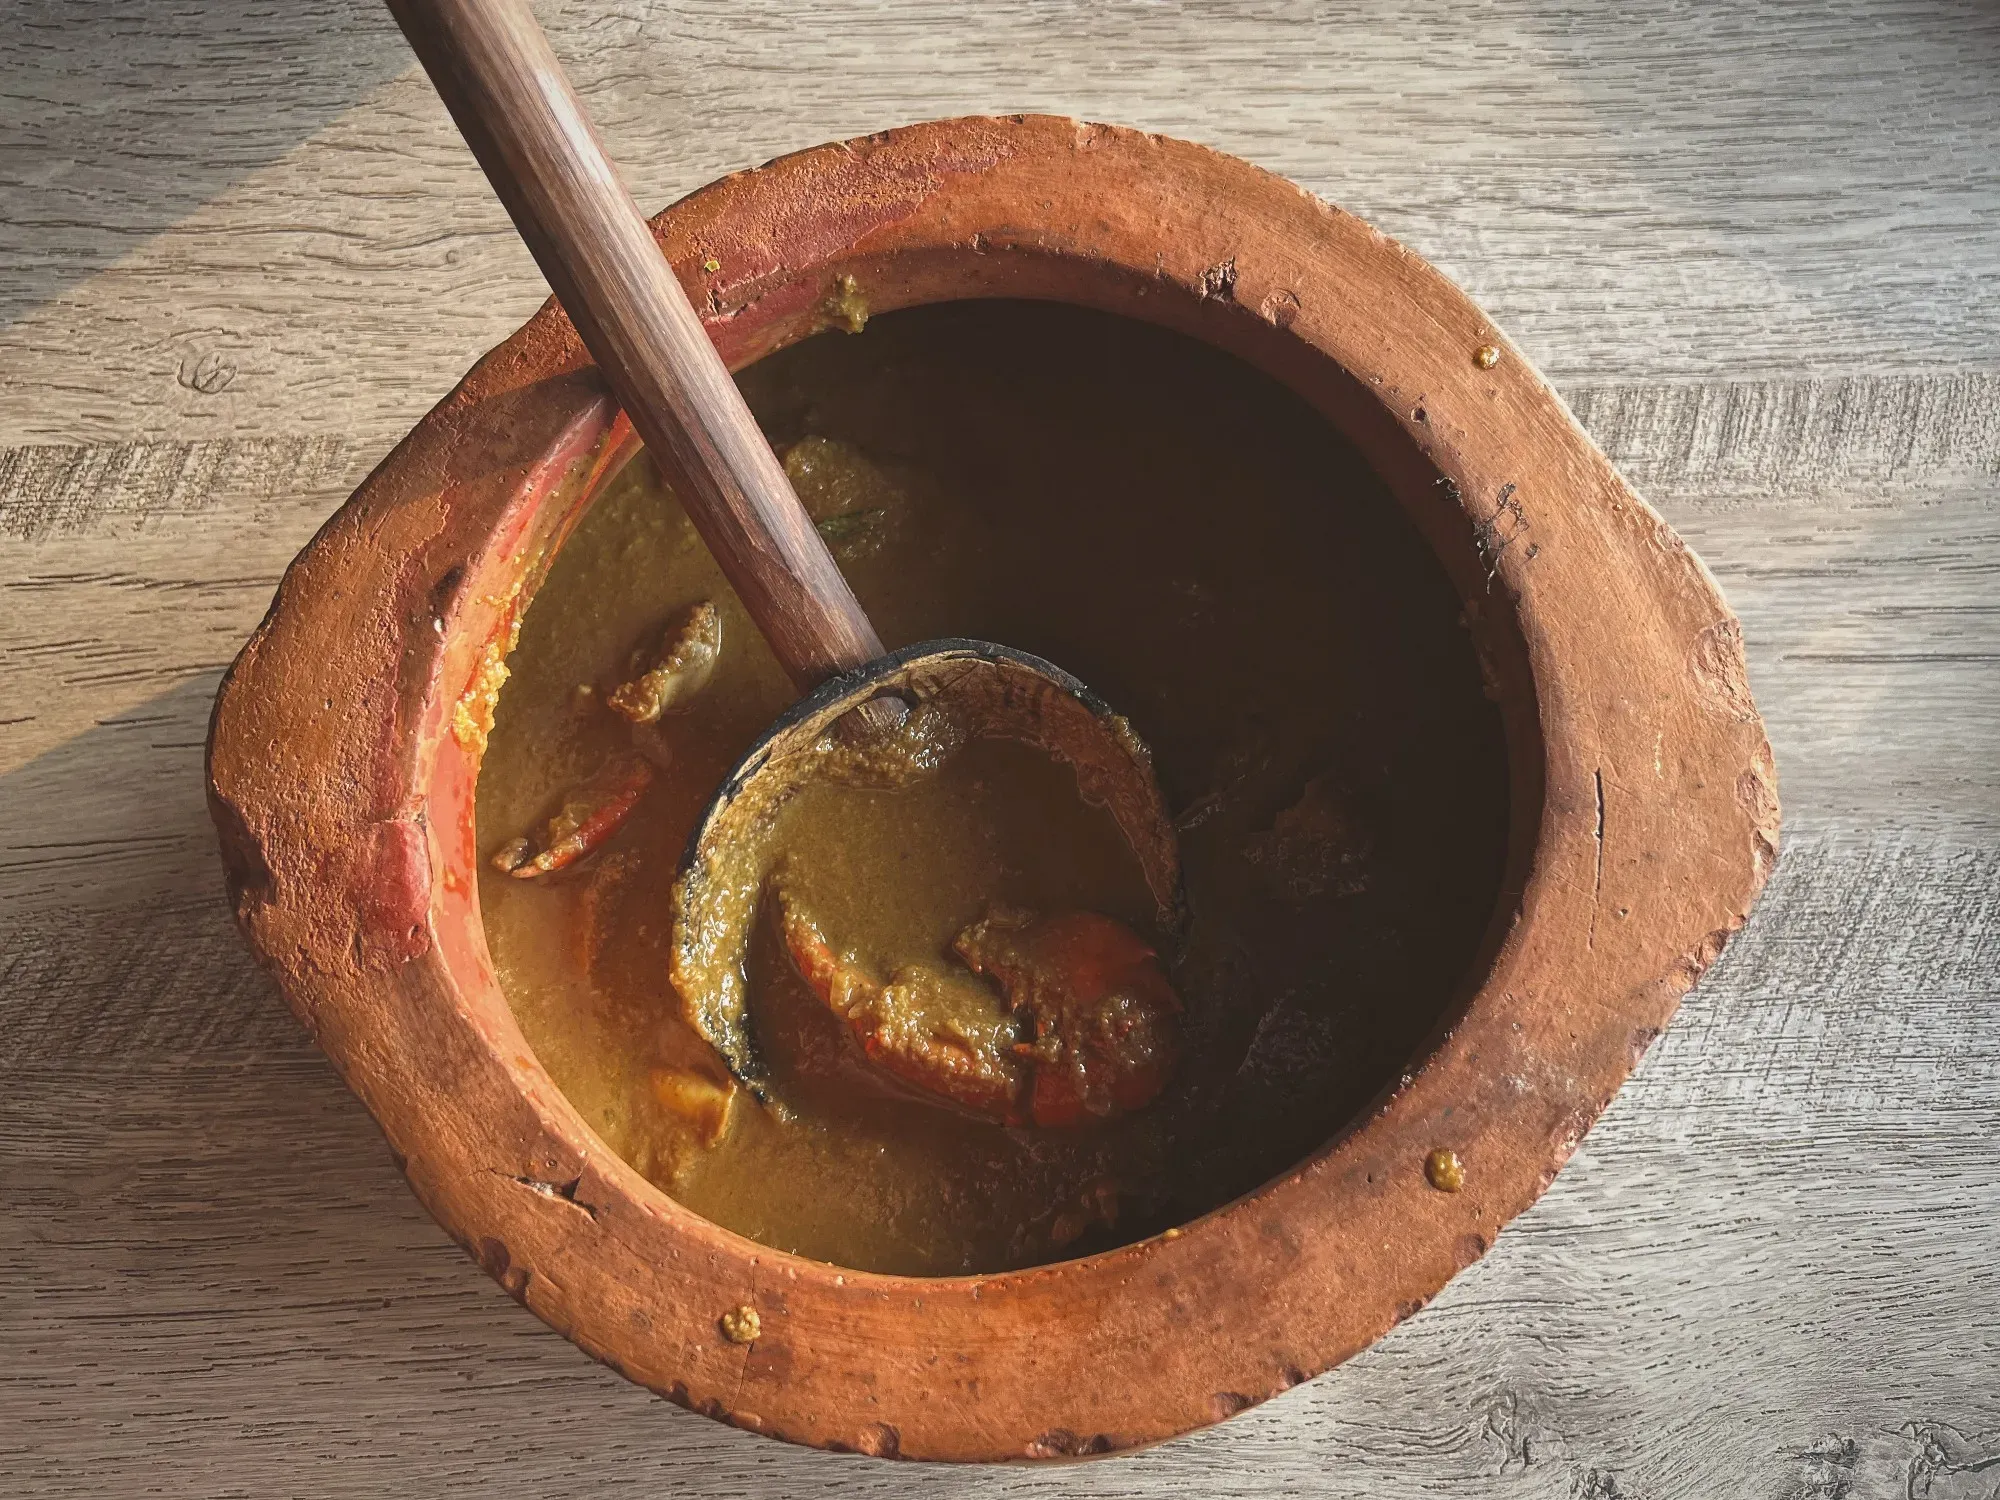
[477,301,1510,1275]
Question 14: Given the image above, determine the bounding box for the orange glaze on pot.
[476,301,1511,1275]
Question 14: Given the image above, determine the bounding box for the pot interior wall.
[474,297,1529,1275]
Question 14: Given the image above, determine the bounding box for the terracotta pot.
[207,115,1777,1461]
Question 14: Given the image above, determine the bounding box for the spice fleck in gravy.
[478,302,1509,1275]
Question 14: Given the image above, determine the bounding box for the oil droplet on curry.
[478,302,1512,1275]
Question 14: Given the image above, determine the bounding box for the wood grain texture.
[3,1,1998,448]
[5,832,1995,1497]
[2,0,1995,1488]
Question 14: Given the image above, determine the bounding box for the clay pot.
[208,116,1777,1461]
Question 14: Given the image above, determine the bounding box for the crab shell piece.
[492,754,654,879]
[774,891,1025,1122]
[774,885,1182,1130]
[956,908,1182,1129]
[608,600,722,724]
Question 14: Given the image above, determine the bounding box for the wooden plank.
[1,895,295,1069]
[3,368,1995,541]
[0,434,371,542]
[1668,488,2000,830]
[3,1,1998,449]
[3,830,1995,1497]
[0,480,350,801]
[1566,372,2000,504]
[4,0,1996,1489]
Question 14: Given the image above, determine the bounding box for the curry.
[476,301,1510,1276]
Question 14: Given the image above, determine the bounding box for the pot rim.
[208,114,1777,1462]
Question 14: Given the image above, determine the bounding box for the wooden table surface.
[5,1,1997,1494]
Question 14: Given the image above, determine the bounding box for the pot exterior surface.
[207,115,1777,1462]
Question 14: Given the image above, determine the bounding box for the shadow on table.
[0,674,306,1067]
[1,0,411,330]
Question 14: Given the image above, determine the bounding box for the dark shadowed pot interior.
[474,298,1526,1278]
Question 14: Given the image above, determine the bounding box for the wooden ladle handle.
[385,0,885,690]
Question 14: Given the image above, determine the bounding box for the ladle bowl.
[672,636,1184,1086]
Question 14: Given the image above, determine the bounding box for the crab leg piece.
[492,753,654,878]
[773,884,1024,1121]
[609,600,722,724]
[955,908,1181,1129]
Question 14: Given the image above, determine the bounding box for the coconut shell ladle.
[386,0,1181,1079]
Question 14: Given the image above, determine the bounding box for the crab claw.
[772,883,1024,1121]
[609,600,722,724]
[491,753,654,879]
[955,908,1181,1129]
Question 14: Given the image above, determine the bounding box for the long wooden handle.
[385,0,884,690]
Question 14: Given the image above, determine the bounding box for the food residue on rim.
[452,614,523,754]
[821,274,870,334]
[1424,1147,1465,1192]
